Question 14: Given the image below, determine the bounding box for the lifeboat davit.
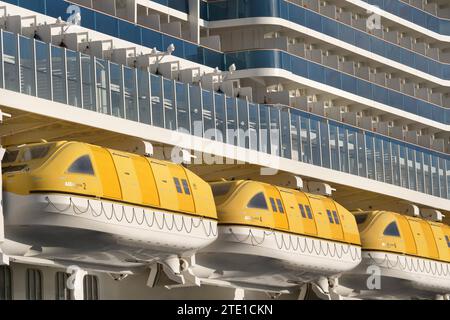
[191,181,362,292]
[2,141,218,267]
[338,211,450,299]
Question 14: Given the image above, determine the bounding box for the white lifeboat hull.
[2,192,218,267]
[338,251,450,299]
[191,225,361,291]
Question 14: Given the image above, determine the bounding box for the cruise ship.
[0,0,449,300]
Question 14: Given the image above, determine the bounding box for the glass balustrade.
[361,0,450,35]
[8,0,450,82]
[4,0,450,120]
[1,0,223,69]
[1,30,448,200]
[224,49,450,125]
[204,0,450,80]
[152,0,189,13]
[204,0,450,36]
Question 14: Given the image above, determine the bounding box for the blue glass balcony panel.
[224,50,450,125]
[176,81,190,133]
[151,0,189,13]
[118,20,142,45]
[18,0,46,13]
[95,13,119,39]
[19,36,36,97]
[137,69,151,125]
[0,0,224,70]
[361,0,450,35]
[6,0,450,81]
[203,0,450,79]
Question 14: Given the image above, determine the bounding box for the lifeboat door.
[430,225,449,262]
[91,147,122,200]
[306,196,332,240]
[396,216,417,255]
[294,193,317,236]
[279,190,302,234]
[110,152,142,204]
[264,186,289,231]
[408,220,436,259]
[408,219,439,260]
[323,199,344,241]
[168,164,195,214]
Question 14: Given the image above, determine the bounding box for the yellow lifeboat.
[2,141,218,268]
[192,180,362,292]
[339,211,450,299]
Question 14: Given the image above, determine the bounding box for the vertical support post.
[63,48,68,105]
[0,109,11,265]
[234,289,245,300]
[173,79,178,130]
[129,0,137,25]
[0,146,5,244]
[188,0,200,44]
[68,266,87,300]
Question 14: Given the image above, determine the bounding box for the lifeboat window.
[247,192,268,210]
[3,150,19,163]
[21,145,50,161]
[269,198,278,212]
[355,214,368,224]
[211,183,232,197]
[305,206,313,219]
[332,211,340,224]
[383,221,400,237]
[298,204,306,218]
[173,178,183,193]
[2,164,27,173]
[445,235,450,248]
[326,210,334,224]
[276,199,284,213]
[181,179,191,195]
[67,155,95,175]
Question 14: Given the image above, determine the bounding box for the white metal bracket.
[421,208,445,222]
[299,277,343,300]
[0,146,6,250]
[234,288,245,300]
[142,140,154,157]
[399,203,420,217]
[163,256,201,289]
[180,149,194,165]
[0,110,11,123]
[0,250,9,265]
[67,266,87,300]
[307,181,335,196]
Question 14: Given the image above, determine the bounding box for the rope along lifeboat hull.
[192,225,361,290]
[339,251,450,299]
[3,192,218,266]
